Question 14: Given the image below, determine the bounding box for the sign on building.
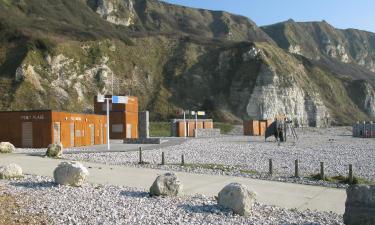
[197,111,206,116]
[97,94,105,103]
[112,96,129,104]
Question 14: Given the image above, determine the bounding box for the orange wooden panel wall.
[203,122,213,129]
[51,112,107,148]
[243,120,260,136]
[188,121,195,137]
[0,111,52,148]
[125,111,138,139]
[177,121,186,137]
[259,121,267,136]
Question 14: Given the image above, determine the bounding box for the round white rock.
[0,163,23,179]
[53,161,89,187]
[0,142,15,153]
[217,183,257,216]
[46,143,64,158]
[150,172,183,196]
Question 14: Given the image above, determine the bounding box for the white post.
[195,113,198,137]
[183,111,186,139]
[195,113,198,130]
[106,98,110,150]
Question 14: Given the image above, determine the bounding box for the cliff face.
[0,0,373,125]
[348,80,375,118]
[262,20,375,73]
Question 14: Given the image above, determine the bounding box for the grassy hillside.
[0,0,373,125]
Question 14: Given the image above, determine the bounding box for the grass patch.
[239,169,258,175]
[214,122,235,134]
[309,174,375,185]
[182,163,235,172]
[176,163,259,175]
[149,122,171,137]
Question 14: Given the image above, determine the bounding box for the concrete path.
[0,153,346,214]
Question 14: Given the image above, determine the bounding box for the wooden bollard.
[139,147,143,164]
[295,159,299,178]
[349,164,354,184]
[181,154,185,166]
[269,159,273,176]
[320,162,325,180]
[161,152,165,165]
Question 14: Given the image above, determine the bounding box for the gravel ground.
[58,127,375,187]
[14,127,375,187]
[1,175,343,225]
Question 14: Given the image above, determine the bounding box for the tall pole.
[106,98,110,150]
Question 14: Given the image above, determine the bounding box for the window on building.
[112,124,123,133]
[102,103,113,112]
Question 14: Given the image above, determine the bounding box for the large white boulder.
[0,163,23,179]
[217,183,257,216]
[46,143,64,158]
[149,172,182,196]
[0,142,15,153]
[53,161,89,187]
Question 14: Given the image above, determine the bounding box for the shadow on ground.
[10,181,56,189]
[178,203,230,215]
[120,190,149,198]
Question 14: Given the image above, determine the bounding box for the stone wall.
[344,185,375,225]
[195,128,221,138]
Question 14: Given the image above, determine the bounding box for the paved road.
[0,153,347,214]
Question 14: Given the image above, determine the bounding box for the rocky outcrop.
[217,183,256,216]
[15,65,44,92]
[262,20,375,72]
[0,142,15,153]
[53,162,89,187]
[149,172,182,196]
[344,185,375,225]
[93,0,136,27]
[46,143,64,158]
[0,164,23,179]
[246,64,330,127]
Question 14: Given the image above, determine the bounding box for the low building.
[94,95,138,139]
[171,119,216,137]
[243,119,273,136]
[0,110,107,148]
[353,121,375,138]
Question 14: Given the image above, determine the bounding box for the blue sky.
[162,0,375,32]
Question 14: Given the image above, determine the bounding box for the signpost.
[97,94,128,150]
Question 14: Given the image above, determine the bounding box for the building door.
[89,124,95,145]
[126,124,132,139]
[100,124,104,144]
[22,122,33,148]
[70,123,75,147]
[53,122,61,144]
